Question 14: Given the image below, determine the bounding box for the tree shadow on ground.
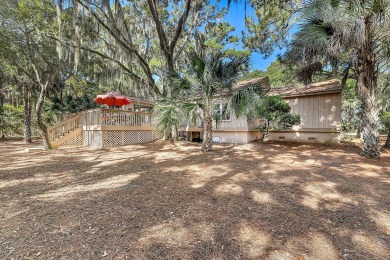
[0,140,389,259]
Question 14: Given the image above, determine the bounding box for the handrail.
[85,108,152,115]
[48,114,83,143]
[83,108,153,127]
[100,108,152,115]
[48,113,81,131]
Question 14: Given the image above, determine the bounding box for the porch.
[47,108,162,148]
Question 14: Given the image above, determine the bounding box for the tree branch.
[146,0,171,64]
[49,35,160,96]
[74,0,158,95]
[169,0,193,54]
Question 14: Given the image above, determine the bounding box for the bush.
[0,104,24,137]
[257,96,301,142]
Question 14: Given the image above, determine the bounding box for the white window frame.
[213,101,231,121]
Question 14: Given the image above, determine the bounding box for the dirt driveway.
[0,139,389,259]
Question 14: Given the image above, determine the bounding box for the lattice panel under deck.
[102,130,162,148]
[57,133,83,148]
[103,131,122,147]
[122,131,138,145]
[152,131,163,141]
[138,131,152,144]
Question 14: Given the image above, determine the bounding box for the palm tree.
[288,0,390,158]
[186,50,249,151]
[154,49,249,151]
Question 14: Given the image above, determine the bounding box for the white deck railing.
[47,114,83,143]
[83,109,153,127]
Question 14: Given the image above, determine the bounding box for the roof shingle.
[232,77,271,92]
[267,79,342,97]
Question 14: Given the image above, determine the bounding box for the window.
[213,102,230,121]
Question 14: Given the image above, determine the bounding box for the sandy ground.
[0,139,389,259]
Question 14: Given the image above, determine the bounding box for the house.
[47,78,342,148]
[178,77,270,144]
[179,78,342,144]
[267,79,342,143]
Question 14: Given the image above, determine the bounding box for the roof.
[190,77,271,101]
[129,97,154,105]
[232,77,271,92]
[267,79,342,98]
[128,97,154,108]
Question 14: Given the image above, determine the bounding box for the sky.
[221,1,289,71]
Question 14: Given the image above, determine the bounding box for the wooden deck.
[47,109,161,148]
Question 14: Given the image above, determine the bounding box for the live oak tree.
[54,0,224,98]
[0,0,71,148]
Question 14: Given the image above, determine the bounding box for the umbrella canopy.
[94,91,131,107]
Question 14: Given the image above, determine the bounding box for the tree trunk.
[358,84,380,158]
[259,120,270,143]
[260,132,265,143]
[0,88,4,139]
[36,82,51,150]
[356,14,380,158]
[201,103,213,152]
[171,124,178,141]
[23,83,32,142]
[356,124,361,138]
[384,129,390,148]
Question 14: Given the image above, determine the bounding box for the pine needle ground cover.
[0,140,389,259]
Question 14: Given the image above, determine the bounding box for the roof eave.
[273,89,343,98]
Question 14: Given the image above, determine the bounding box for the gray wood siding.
[285,93,341,129]
[213,115,249,130]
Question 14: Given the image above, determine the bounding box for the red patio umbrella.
[94,91,132,107]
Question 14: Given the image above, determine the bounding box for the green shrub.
[256,96,301,142]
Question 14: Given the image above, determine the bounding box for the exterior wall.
[284,93,341,130]
[269,131,339,143]
[83,130,103,148]
[247,131,261,142]
[214,116,249,130]
[212,131,248,144]
[265,92,342,143]
[266,92,342,143]
[212,131,260,144]
[247,118,261,131]
[214,116,260,131]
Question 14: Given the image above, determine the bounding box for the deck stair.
[47,114,83,148]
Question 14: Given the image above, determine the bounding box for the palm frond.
[227,84,265,120]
